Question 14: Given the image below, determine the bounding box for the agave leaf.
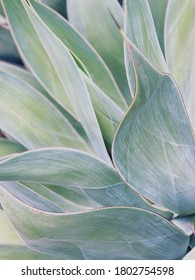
[0,60,89,141]
[0,60,47,94]
[26,0,127,110]
[0,189,189,259]
[124,0,167,72]
[0,138,26,157]
[0,209,22,245]
[0,209,60,259]
[4,0,110,163]
[67,0,131,104]
[83,74,124,149]
[148,0,168,55]
[183,247,195,260]
[0,72,90,152]
[171,215,195,236]
[0,148,174,219]
[113,42,195,216]
[165,0,195,131]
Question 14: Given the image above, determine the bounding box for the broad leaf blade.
[67,0,131,104]
[124,0,167,72]
[165,0,195,130]
[3,0,110,163]
[0,72,89,151]
[28,0,127,110]
[0,190,189,259]
[113,42,195,215]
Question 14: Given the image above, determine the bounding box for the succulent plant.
[0,0,194,259]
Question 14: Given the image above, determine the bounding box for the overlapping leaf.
[113,42,195,215]
[28,0,127,110]
[0,72,90,151]
[0,188,189,259]
[165,0,195,131]
[67,0,131,104]
[3,0,110,163]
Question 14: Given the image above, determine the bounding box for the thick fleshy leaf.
[67,0,131,104]
[3,0,111,163]
[113,42,195,215]
[148,0,168,55]
[183,247,195,260]
[83,74,124,149]
[124,0,167,72]
[165,0,195,131]
[0,72,90,151]
[171,215,195,236]
[0,210,59,259]
[0,148,129,189]
[28,0,127,110]
[0,148,174,219]
[0,189,189,259]
[0,60,47,94]
[0,138,26,157]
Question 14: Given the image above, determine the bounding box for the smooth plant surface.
[0,0,194,260]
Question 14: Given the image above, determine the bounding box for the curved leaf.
[124,0,167,72]
[113,42,195,215]
[3,0,110,163]
[67,0,131,104]
[0,72,89,151]
[0,189,189,259]
[148,0,168,55]
[28,0,127,110]
[165,0,195,130]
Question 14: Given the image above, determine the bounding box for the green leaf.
[28,0,127,110]
[0,189,189,259]
[124,0,167,72]
[0,72,90,152]
[165,0,195,131]
[0,147,172,217]
[0,60,47,95]
[3,0,110,163]
[148,0,168,55]
[67,0,131,104]
[0,138,26,157]
[0,148,126,189]
[113,42,195,215]
[0,210,58,259]
[171,215,195,236]
[83,74,124,149]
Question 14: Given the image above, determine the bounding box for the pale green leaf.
[27,0,127,110]
[0,72,90,152]
[0,148,175,218]
[113,42,195,215]
[0,138,26,157]
[0,210,59,259]
[124,0,167,72]
[67,0,131,104]
[165,0,195,131]
[0,189,189,259]
[40,0,67,18]
[3,0,110,162]
[171,215,195,236]
[148,0,168,55]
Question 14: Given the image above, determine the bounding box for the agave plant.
[0,0,194,260]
